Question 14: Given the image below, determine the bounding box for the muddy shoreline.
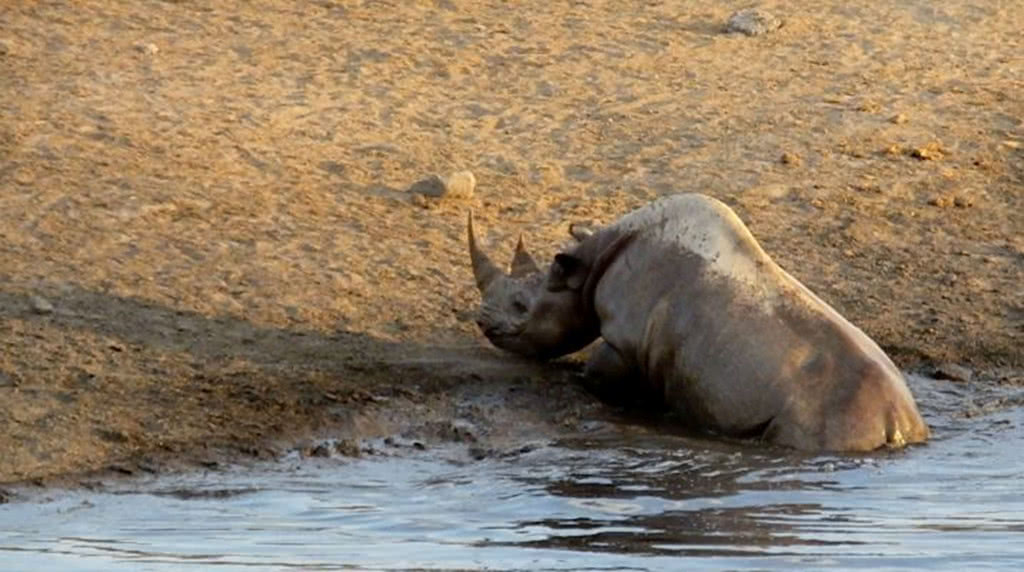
[1,2,1022,490]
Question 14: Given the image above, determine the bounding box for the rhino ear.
[547,253,588,291]
[569,223,595,242]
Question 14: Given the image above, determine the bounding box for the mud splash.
[1,375,1022,571]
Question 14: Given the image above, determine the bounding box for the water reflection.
[490,441,869,557]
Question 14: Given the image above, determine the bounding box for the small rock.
[780,151,801,166]
[450,419,479,442]
[932,363,972,382]
[856,100,881,113]
[443,170,476,199]
[910,142,945,160]
[307,443,332,458]
[928,195,953,208]
[29,295,54,314]
[889,113,909,124]
[335,439,361,458]
[468,446,493,461]
[953,195,974,208]
[135,42,159,55]
[725,8,782,36]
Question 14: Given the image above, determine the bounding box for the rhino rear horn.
[510,234,540,277]
[467,211,504,293]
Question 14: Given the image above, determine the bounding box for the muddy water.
[2,375,1023,571]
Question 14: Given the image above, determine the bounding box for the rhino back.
[587,194,925,450]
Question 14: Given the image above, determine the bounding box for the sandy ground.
[1,1,1022,488]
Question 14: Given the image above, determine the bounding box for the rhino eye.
[511,298,529,314]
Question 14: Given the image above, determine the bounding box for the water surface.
[2,375,1022,571]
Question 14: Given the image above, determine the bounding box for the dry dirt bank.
[0,1,1021,487]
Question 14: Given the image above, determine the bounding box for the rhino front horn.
[467,211,503,293]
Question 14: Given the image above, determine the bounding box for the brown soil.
[1,1,1021,488]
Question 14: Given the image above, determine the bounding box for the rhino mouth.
[475,320,532,355]
[476,320,509,341]
[488,337,560,360]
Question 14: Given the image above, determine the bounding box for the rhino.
[467,193,929,452]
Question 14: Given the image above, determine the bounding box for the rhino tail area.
[883,398,930,449]
[820,362,930,452]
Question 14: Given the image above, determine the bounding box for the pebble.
[450,419,479,442]
[306,443,332,458]
[929,194,974,209]
[443,170,476,199]
[29,295,54,314]
[953,195,974,208]
[928,195,953,208]
[135,42,159,55]
[780,151,801,166]
[725,8,782,36]
[932,363,972,382]
[910,142,944,160]
[335,439,361,458]
[889,113,909,124]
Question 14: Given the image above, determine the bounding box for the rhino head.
[467,213,599,360]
